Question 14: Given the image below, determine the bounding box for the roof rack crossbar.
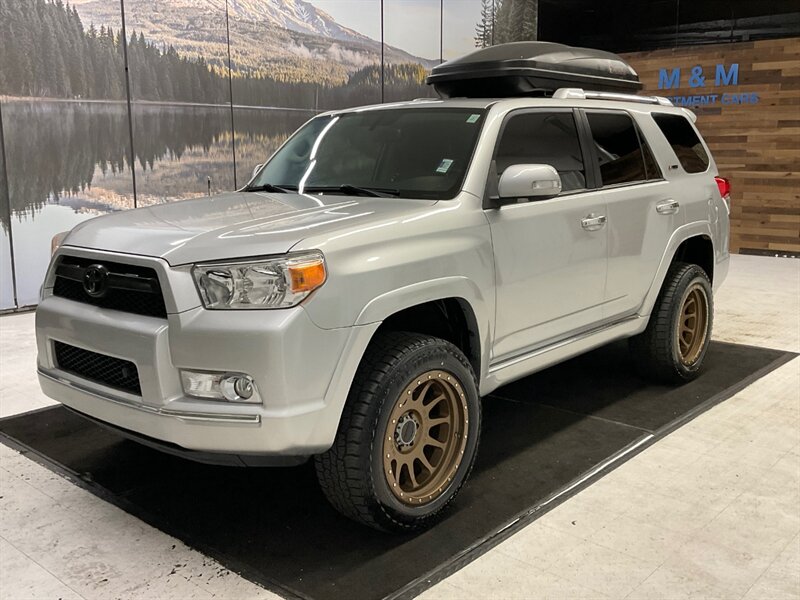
[553,88,673,106]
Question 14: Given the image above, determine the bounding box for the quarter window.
[495,112,586,193]
[653,113,709,173]
[586,112,656,186]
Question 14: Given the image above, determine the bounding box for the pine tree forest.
[0,0,430,109]
[475,0,538,48]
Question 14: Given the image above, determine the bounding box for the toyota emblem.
[83,264,110,298]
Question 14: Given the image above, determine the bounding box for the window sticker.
[466,114,481,123]
[436,158,454,174]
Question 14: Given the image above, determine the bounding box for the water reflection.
[1,99,311,308]
[3,101,134,221]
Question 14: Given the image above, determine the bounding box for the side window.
[653,113,710,173]
[495,112,586,193]
[586,111,653,186]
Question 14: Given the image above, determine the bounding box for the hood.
[62,191,437,265]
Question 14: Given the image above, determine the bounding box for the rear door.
[582,109,682,321]
[651,112,722,236]
[486,109,608,362]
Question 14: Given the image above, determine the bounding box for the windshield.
[250,107,486,200]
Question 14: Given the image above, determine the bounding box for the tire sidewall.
[368,341,481,522]
[668,268,713,379]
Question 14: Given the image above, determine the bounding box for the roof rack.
[553,88,674,106]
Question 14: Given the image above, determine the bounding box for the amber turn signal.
[288,259,326,293]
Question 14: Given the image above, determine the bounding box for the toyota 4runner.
[36,43,730,532]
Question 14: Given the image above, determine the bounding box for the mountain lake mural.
[0,0,538,310]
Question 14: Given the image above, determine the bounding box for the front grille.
[53,255,167,318]
[54,341,142,395]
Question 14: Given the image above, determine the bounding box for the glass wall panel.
[123,0,235,201]
[0,104,14,310]
[228,0,382,187]
[130,103,237,201]
[0,228,14,310]
[0,0,134,306]
[443,0,484,61]
[383,0,440,102]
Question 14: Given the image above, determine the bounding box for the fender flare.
[639,221,714,318]
[355,276,491,378]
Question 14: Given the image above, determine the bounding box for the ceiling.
[538,0,800,52]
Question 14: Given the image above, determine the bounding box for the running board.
[483,315,646,394]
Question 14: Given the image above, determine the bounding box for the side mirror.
[251,163,264,181]
[496,164,562,205]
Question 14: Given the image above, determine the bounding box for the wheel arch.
[673,235,714,283]
[640,224,716,319]
[354,277,490,383]
[377,297,482,378]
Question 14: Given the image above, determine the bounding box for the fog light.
[221,375,255,402]
[180,370,259,403]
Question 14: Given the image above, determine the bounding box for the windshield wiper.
[302,185,400,198]
[245,183,293,194]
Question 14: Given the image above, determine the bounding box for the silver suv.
[36,46,730,532]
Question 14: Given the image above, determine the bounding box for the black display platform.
[0,341,793,600]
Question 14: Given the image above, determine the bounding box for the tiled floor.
[1,254,798,600]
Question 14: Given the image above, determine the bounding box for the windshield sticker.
[436,159,454,174]
[466,114,481,123]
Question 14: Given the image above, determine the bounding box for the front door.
[486,110,608,363]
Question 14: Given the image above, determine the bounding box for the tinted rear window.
[586,112,654,186]
[653,113,709,173]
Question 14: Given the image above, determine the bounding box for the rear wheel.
[630,262,713,383]
[315,331,481,532]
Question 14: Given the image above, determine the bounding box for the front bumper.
[36,292,379,457]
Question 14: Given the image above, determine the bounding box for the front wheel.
[315,331,481,532]
[630,262,713,383]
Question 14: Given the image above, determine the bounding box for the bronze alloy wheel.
[383,370,469,506]
[630,263,713,384]
[317,332,481,531]
[676,283,709,366]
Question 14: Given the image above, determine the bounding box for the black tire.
[315,331,481,532]
[630,262,713,384]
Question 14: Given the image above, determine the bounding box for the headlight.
[192,251,326,309]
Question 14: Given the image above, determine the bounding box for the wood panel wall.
[623,38,800,255]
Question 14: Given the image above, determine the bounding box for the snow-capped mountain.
[70,0,435,82]
[226,0,369,43]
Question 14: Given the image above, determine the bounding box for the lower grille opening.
[54,341,142,396]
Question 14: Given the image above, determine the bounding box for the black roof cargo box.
[427,42,642,98]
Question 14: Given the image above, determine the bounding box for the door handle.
[581,214,607,231]
[656,199,680,215]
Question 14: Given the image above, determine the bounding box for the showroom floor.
[0,254,798,600]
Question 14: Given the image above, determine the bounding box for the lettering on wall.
[656,63,759,107]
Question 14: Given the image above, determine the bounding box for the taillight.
[715,176,731,201]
